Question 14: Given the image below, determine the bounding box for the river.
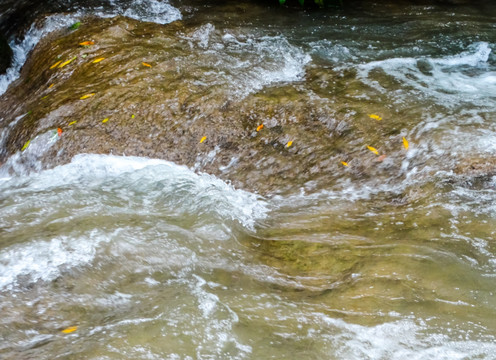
[0,0,495,359]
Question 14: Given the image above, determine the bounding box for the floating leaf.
[367,145,379,155]
[59,56,77,68]
[70,22,81,30]
[68,121,77,126]
[402,136,409,150]
[79,41,94,46]
[200,136,207,143]
[92,57,105,64]
[80,93,95,100]
[256,124,264,132]
[62,326,77,334]
[102,118,109,123]
[286,140,293,148]
[49,60,62,69]
[341,161,349,167]
[142,62,152,68]
[21,140,31,151]
[368,114,382,121]
[57,128,63,137]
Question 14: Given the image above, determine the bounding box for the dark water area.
[0,0,496,359]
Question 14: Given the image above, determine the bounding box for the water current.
[1,0,496,358]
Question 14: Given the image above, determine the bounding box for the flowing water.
[1,0,496,359]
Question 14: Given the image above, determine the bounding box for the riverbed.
[1,0,495,358]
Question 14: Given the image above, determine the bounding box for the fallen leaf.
[256,124,264,132]
[102,118,109,123]
[41,95,49,100]
[142,62,152,68]
[70,22,81,30]
[80,93,95,100]
[57,128,63,137]
[92,57,105,64]
[59,56,77,68]
[131,114,135,119]
[367,145,379,155]
[61,326,77,334]
[341,161,349,167]
[286,140,293,148]
[50,60,62,69]
[368,114,382,121]
[200,136,207,143]
[377,154,387,162]
[68,121,77,126]
[49,83,54,88]
[402,136,409,150]
[79,41,94,46]
[21,140,30,151]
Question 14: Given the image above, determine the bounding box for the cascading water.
[0,0,495,359]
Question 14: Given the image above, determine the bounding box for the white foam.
[0,231,107,291]
[183,27,311,97]
[317,315,496,360]
[0,154,268,230]
[357,42,495,107]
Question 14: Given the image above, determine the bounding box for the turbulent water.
[1,0,496,359]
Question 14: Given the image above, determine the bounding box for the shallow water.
[1,0,496,359]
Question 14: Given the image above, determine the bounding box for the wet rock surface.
[0,4,494,196]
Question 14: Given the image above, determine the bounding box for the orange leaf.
[256,124,264,132]
[80,93,95,100]
[49,61,62,69]
[57,128,63,137]
[341,161,349,167]
[79,41,94,46]
[142,62,152,68]
[62,326,77,334]
[402,136,409,150]
[367,145,379,155]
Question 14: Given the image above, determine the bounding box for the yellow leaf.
[367,145,379,155]
[80,93,95,100]
[62,326,77,334]
[49,83,54,88]
[142,62,152,67]
[368,114,382,121]
[102,118,109,123]
[68,121,77,126]
[59,56,77,68]
[41,95,49,100]
[131,114,135,119]
[286,141,293,148]
[92,57,105,64]
[256,124,264,132]
[200,136,207,143]
[341,161,349,167]
[21,140,31,151]
[79,41,94,46]
[402,136,409,150]
[50,60,62,69]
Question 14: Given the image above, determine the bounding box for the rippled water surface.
[1,0,496,359]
